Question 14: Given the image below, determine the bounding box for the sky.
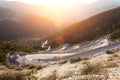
[6,0,98,5]
[4,0,99,27]
[2,0,119,28]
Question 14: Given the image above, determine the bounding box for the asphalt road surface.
[40,42,120,63]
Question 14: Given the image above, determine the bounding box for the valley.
[0,0,120,80]
[10,37,120,65]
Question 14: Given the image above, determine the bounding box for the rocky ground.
[36,49,120,80]
[1,38,120,80]
[0,44,120,80]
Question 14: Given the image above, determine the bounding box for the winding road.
[10,41,120,65]
[39,42,120,63]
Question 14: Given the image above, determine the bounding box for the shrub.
[59,60,67,64]
[0,41,36,65]
[0,53,7,65]
[106,50,114,54]
[70,57,82,63]
[26,64,45,70]
[110,28,120,40]
[81,57,89,60]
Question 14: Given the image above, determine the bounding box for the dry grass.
[4,64,23,71]
[41,72,57,80]
[6,65,17,69]
[78,75,104,80]
[0,71,27,80]
[47,73,57,80]
[81,58,119,75]
[15,67,23,71]
[0,66,7,70]
[107,50,120,61]
[104,61,118,68]
[81,62,104,75]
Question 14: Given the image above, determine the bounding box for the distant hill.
[0,7,13,20]
[0,0,120,26]
[65,0,120,26]
[48,7,120,47]
[0,1,32,14]
[0,2,58,41]
[0,15,57,40]
[0,1,57,41]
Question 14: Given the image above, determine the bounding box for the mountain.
[20,15,57,35]
[0,15,57,40]
[0,0,120,26]
[47,7,120,47]
[0,1,58,41]
[66,0,120,26]
[0,1,32,14]
[0,1,45,16]
[0,7,13,20]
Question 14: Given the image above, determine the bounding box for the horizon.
[4,0,99,27]
[0,0,120,28]
[5,0,98,5]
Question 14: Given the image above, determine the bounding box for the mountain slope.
[0,7,13,20]
[0,1,32,14]
[48,7,120,47]
[1,0,120,27]
[60,0,120,26]
[0,15,57,40]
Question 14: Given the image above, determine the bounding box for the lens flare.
[55,36,65,45]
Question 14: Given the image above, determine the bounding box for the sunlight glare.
[7,0,98,5]
[6,0,98,27]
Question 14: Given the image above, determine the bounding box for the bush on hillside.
[111,28,120,40]
[0,41,35,65]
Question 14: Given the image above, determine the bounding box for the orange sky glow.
[7,0,98,5]
[6,0,98,27]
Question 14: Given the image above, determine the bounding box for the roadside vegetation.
[0,41,35,65]
[0,70,27,80]
[0,41,43,80]
[0,69,40,80]
[24,64,45,70]
[110,28,120,41]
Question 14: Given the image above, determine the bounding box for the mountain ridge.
[47,7,120,47]
[0,15,57,40]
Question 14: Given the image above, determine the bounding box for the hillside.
[48,7,120,47]
[0,7,13,20]
[0,1,33,14]
[66,0,120,26]
[1,0,120,27]
[0,15,57,40]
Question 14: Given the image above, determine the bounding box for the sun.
[54,20,63,28]
[7,0,98,27]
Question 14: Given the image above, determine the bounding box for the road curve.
[41,42,120,63]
